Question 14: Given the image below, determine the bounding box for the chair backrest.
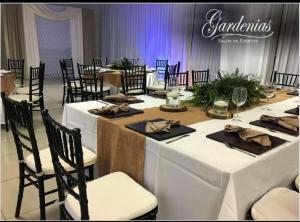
[163,64,178,88]
[156,59,168,80]
[29,62,45,101]
[93,57,107,67]
[271,71,299,88]
[8,59,25,85]
[63,58,75,79]
[77,63,104,99]
[166,71,189,89]
[59,60,67,85]
[42,109,89,220]
[128,58,139,65]
[176,61,181,73]
[122,65,146,94]
[192,69,210,86]
[1,94,43,175]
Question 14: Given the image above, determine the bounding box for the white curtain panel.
[98,4,197,72]
[219,4,283,81]
[22,4,83,72]
[188,4,224,80]
[274,4,299,75]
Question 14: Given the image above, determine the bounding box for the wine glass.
[262,83,276,111]
[232,87,247,122]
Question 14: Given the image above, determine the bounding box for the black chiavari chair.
[128,58,139,65]
[176,61,181,74]
[8,62,45,117]
[163,64,178,89]
[93,57,108,67]
[270,71,299,88]
[77,64,110,101]
[1,96,55,220]
[42,109,158,220]
[156,59,168,80]
[63,58,76,80]
[8,59,25,87]
[122,65,146,95]
[166,71,189,89]
[2,95,96,219]
[61,60,83,103]
[192,69,210,86]
[59,60,68,105]
[146,62,177,94]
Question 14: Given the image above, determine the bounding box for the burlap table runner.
[1,73,16,96]
[97,70,123,88]
[96,89,294,184]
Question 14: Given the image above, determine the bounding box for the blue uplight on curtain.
[99,4,195,71]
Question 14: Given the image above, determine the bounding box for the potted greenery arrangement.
[185,68,265,111]
[111,57,134,70]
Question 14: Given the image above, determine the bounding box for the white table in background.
[62,94,299,220]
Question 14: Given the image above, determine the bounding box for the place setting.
[206,124,288,156]
[88,103,144,119]
[284,105,299,115]
[203,85,295,156]
[125,118,195,141]
[249,115,299,136]
[100,93,144,105]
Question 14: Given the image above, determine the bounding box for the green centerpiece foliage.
[111,57,134,70]
[186,68,265,111]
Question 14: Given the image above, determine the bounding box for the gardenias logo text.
[202,9,274,40]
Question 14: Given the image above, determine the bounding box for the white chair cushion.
[25,146,97,175]
[83,86,111,93]
[146,84,165,91]
[65,171,157,220]
[127,89,144,94]
[251,187,299,220]
[65,80,81,88]
[15,86,29,95]
[103,86,111,92]
[295,175,299,191]
[15,83,24,88]
[8,94,40,102]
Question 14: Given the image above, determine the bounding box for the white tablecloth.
[62,93,299,220]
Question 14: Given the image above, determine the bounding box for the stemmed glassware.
[262,83,276,111]
[232,87,247,122]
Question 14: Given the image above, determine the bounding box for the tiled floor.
[1,78,64,220]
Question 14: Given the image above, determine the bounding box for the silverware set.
[223,141,257,157]
[165,134,190,144]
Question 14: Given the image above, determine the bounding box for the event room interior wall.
[1,3,299,82]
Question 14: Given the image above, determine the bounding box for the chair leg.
[15,172,25,217]
[38,178,46,220]
[88,165,94,181]
[62,87,65,106]
[4,107,9,132]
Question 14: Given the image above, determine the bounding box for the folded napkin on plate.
[260,115,299,132]
[104,93,137,102]
[225,124,272,147]
[153,90,168,96]
[146,120,180,133]
[88,103,129,115]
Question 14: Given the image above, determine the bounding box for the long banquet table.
[62,92,299,220]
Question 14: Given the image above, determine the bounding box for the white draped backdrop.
[22,4,83,75]
[97,3,299,81]
[15,3,299,82]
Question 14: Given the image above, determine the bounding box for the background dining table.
[1,72,16,124]
[62,91,299,220]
